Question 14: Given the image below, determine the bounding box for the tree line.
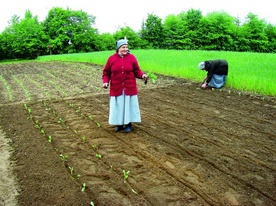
[0,7,275,60]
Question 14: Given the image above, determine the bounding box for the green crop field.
[36,50,276,96]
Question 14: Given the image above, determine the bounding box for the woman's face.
[118,44,128,55]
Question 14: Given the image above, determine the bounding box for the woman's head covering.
[198,62,205,69]
[116,39,128,50]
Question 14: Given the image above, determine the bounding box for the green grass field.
[36,50,276,96]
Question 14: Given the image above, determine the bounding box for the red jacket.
[102,52,145,96]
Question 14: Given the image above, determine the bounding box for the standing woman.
[102,39,147,133]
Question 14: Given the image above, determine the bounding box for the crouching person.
[198,59,228,89]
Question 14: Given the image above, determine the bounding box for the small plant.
[76,106,81,113]
[131,188,138,195]
[81,135,86,141]
[96,122,101,127]
[123,170,130,180]
[60,154,68,163]
[40,129,45,136]
[147,73,157,84]
[48,135,52,143]
[90,201,95,206]
[58,117,64,124]
[95,153,102,158]
[34,121,42,129]
[27,114,33,120]
[68,166,74,175]
[81,183,86,192]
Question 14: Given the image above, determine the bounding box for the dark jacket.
[204,59,228,83]
[102,52,145,96]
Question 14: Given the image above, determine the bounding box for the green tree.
[94,33,115,51]
[141,14,164,48]
[264,23,276,53]
[163,14,187,49]
[43,7,98,54]
[113,26,144,49]
[182,9,203,50]
[1,11,47,59]
[240,13,269,52]
[197,11,235,51]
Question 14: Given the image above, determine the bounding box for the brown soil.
[0,61,275,206]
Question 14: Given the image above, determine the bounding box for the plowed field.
[0,61,275,206]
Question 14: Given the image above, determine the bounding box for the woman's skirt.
[209,74,227,89]
[108,93,141,125]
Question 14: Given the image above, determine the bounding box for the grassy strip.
[35,50,276,96]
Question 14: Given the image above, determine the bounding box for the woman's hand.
[103,83,109,89]
[201,82,208,89]
[142,74,147,79]
[142,74,148,84]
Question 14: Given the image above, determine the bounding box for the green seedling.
[48,135,52,143]
[90,201,95,206]
[146,73,157,84]
[131,189,138,195]
[96,122,101,127]
[40,129,45,136]
[123,170,130,180]
[81,135,86,141]
[81,183,86,192]
[60,154,68,162]
[76,106,81,113]
[27,115,33,120]
[68,166,74,175]
[77,174,81,179]
[58,117,64,124]
[95,153,102,158]
[88,115,93,120]
[73,129,78,134]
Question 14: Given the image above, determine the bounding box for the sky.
[0,0,274,34]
